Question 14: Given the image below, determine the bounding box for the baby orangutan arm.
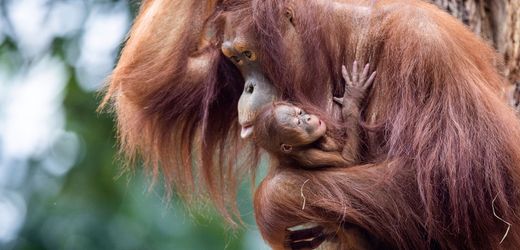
[293,148,349,168]
[334,62,375,164]
[318,136,339,152]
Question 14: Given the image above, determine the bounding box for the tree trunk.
[428,0,520,104]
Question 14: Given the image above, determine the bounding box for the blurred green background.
[0,1,268,249]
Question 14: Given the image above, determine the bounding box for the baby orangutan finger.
[352,61,359,84]
[359,63,370,85]
[364,71,376,90]
[341,65,352,88]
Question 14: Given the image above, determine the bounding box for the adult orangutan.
[102,0,520,249]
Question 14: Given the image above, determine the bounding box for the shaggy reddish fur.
[102,0,520,248]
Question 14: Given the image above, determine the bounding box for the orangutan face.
[274,104,327,147]
[220,6,303,139]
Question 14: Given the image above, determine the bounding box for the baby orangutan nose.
[306,115,320,127]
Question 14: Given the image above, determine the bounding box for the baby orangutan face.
[274,104,327,153]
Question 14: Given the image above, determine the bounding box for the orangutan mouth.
[241,124,254,138]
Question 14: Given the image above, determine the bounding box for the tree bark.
[428,0,520,93]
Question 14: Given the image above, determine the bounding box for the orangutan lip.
[240,124,254,139]
[240,121,253,128]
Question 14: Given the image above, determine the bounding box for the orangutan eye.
[243,50,252,58]
[299,110,303,115]
[231,56,240,63]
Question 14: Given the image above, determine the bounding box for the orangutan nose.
[221,41,256,64]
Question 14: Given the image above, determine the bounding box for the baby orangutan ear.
[280,144,293,153]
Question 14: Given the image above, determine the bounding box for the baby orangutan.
[253,62,375,168]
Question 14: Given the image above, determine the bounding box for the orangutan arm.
[334,62,375,164]
[254,164,397,250]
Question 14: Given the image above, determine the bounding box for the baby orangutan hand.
[333,61,376,106]
[334,61,376,120]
